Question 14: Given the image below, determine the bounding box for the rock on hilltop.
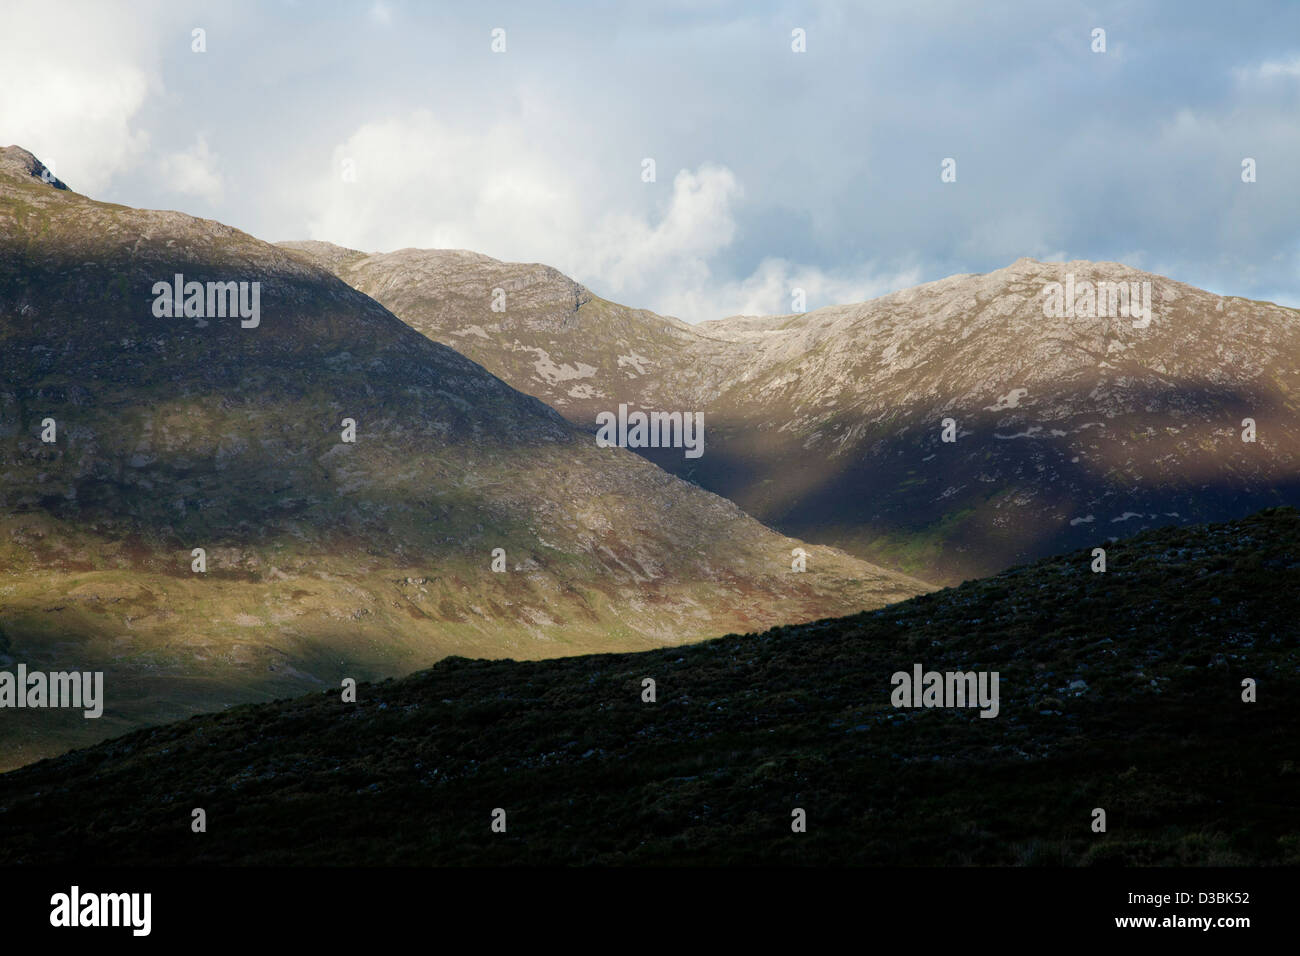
[0,145,69,191]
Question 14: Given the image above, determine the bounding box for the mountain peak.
[279,242,603,335]
[0,145,70,190]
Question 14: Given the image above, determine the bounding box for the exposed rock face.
[0,148,929,769]
[283,241,1300,584]
[0,145,68,190]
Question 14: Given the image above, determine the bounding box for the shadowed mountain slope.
[283,241,1300,584]
[0,507,1294,865]
[0,148,929,769]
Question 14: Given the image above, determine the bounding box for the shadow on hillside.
[631,380,1300,584]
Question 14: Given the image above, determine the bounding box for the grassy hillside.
[0,147,929,769]
[1,507,1295,865]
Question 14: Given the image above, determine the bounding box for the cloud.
[1234,54,1300,82]
[652,257,926,323]
[577,165,742,300]
[0,1,160,194]
[303,110,561,253]
[157,135,223,203]
[1258,57,1300,77]
[301,110,919,322]
[8,2,1300,318]
[301,111,748,319]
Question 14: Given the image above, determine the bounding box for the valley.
[283,241,1300,584]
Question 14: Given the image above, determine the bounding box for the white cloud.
[0,1,160,194]
[576,164,742,302]
[1258,57,1300,77]
[300,109,911,321]
[1232,53,1300,84]
[304,109,578,258]
[158,134,223,203]
[9,4,1296,318]
[652,257,924,323]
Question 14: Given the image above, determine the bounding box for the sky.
[3,0,1298,321]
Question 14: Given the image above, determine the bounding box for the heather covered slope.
[0,147,929,769]
[1,508,1294,866]
[286,241,1300,585]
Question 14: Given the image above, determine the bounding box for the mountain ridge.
[0,147,929,770]
[281,240,1300,584]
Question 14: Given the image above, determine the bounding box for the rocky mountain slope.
[284,241,1300,584]
[0,147,929,770]
[1,507,1294,865]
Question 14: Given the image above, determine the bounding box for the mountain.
[283,241,1300,584]
[1,506,1295,865]
[0,147,929,770]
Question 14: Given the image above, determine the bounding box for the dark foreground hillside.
[1,508,1297,866]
